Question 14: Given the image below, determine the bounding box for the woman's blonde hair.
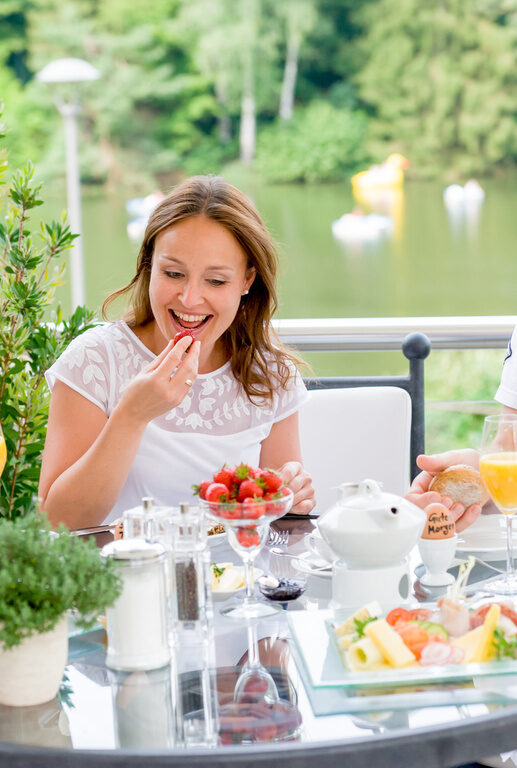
[103,175,305,403]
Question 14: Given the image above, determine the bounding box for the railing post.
[402,333,431,481]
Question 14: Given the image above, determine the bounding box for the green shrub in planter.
[0,510,122,650]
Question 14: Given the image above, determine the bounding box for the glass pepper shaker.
[101,539,170,671]
[168,502,217,747]
[169,502,211,632]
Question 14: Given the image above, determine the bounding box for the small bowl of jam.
[258,574,306,602]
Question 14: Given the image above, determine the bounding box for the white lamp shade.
[36,58,100,84]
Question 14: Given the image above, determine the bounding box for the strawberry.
[237,479,264,502]
[234,463,258,483]
[262,492,276,514]
[173,330,194,347]
[192,480,211,500]
[213,465,237,490]
[241,497,264,519]
[258,469,282,493]
[223,504,242,519]
[236,526,261,547]
[205,482,229,503]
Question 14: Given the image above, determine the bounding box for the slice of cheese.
[470,604,500,663]
[347,637,386,671]
[217,565,245,591]
[451,625,484,662]
[334,601,382,637]
[211,562,234,590]
[365,619,416,668]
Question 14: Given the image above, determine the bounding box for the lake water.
[39,174,517,379]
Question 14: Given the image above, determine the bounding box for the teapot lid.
[337,478,412,510]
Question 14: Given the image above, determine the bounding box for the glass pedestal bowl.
[200,489,293,619]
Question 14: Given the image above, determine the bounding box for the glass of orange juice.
[479,413,517,594]
[0,424,6,478]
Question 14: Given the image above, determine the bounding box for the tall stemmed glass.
[479,414,517,594]
[200,489,293,619]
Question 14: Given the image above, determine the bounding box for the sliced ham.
[437,597,471,637]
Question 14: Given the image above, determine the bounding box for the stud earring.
[242,289,249,296]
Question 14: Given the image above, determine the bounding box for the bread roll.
[429,464,489,508]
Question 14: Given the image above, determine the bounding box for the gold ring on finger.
[185,378,193,388]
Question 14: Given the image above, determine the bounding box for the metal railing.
[276,316,517,479]
[274,315,517,351]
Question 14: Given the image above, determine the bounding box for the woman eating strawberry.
[39,175,315,528]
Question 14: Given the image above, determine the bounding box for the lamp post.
[36,58,100,309]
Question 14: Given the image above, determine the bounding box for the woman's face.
[148,215,255,370]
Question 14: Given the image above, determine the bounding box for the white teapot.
[317,479,426,569]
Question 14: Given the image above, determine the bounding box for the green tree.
[255,100,368,183]
[353,0,517,176]
[277,0,318,121]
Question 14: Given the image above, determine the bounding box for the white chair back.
[298,386,411,514]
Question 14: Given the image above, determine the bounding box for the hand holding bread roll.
[406,449,485,533]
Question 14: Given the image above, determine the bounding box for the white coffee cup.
[304,530,334,563]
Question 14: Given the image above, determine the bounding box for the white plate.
[456,514,517,558]
[211,568,263,601]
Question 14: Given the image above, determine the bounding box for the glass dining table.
[2,516,517,768]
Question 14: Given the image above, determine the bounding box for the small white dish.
[211,568,262,601]
[211,586,244,602]
[207,531,227,548]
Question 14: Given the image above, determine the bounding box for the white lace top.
[45,321,309,522]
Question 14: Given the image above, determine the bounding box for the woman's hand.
[407,449,483,532]
[278,461,315,515]
[116,337,201,426]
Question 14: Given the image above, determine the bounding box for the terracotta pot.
[0,616,68,707]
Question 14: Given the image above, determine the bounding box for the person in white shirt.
[39,175,315,528]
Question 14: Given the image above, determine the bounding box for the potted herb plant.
[0,511,122,707]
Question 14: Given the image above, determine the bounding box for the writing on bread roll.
[421,502,455,540]
[429,464,489,508]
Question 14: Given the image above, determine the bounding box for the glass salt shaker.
[101,539,170,671]
[108,666,175,749]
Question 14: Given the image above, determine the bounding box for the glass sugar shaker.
[101,539,171,671]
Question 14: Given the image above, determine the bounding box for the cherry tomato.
[386,607,413,626]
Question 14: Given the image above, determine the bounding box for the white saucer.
[293,551,332,578]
